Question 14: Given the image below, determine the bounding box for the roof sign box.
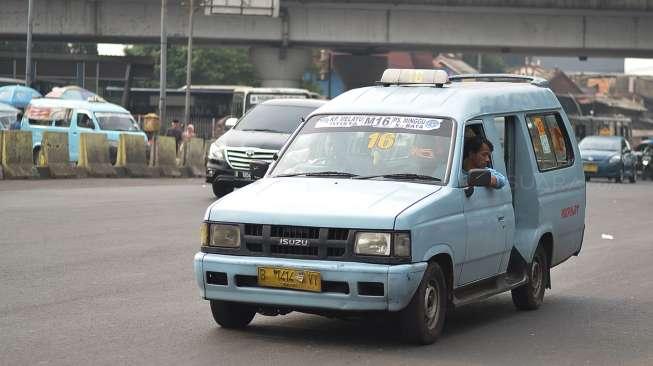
[204,0,280,17]
[380,69,449,86]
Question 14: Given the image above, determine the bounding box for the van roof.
[315,82,561,121]
[27,98,130,114]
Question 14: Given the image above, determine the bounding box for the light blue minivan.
[21,98,146,164]
[194,70,586,344]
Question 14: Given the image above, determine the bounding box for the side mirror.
[464,169,492,198]
[468,169,492,187]
[225,117,238,130]
[250,160,270,180]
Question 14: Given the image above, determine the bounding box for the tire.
[615,168,624,183]
[210,300,256,329]
[512,246,547,311]
[398,262,448,344]
[629,168,636,183]
[212,183,233,198]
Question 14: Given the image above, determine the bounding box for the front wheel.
[212,182,234,198]
[210,300,256,329]
[398,262,448,344]
[512,246,547,310]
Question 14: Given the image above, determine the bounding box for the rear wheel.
[398,262,448,344]
[512,246,547,310]
[210,300,256,329]
[629,168,637,183]
[212,183,233,198]
[32,147,41,165]
[615,168,624,183]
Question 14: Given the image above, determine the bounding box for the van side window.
[53,109,72,127]
[76,113,95,129]
[464,123,492,168]
[526,113,574,170]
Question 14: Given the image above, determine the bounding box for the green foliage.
[462,53,508,73]
[126,45,258,88]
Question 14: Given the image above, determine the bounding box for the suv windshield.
[579,137,620,151]
[235,104,315,134]
[94,112,139,131]
[271,115,454,183]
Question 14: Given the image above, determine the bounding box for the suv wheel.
[512,246,547,310]
[210,300,256,329]
[212,183,234,198]
[398,262,448,344]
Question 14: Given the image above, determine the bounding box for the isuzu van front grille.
[201,224,409,264]
[225,148,277,170]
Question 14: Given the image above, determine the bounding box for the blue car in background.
[21,98,147,164]
[580,135,637,183]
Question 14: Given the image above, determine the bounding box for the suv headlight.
[354,232,411,257]
[200,222,240,248]
[209,140,226,161]
[609,155,621,164]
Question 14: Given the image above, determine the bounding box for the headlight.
[643,159,650,166]
[209,139,226,161]
[200,223,241,248]
[354,232,411,257]
[609,155,621,164]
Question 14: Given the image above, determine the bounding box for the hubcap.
[424,280,440,329]
[531,259,543,295]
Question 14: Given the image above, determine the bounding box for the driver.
[462,135,507,189]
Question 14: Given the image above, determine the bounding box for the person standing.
[165,119,183,153]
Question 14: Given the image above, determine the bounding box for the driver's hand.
[490,175,498,187]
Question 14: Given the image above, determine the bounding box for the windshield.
[579,137,620,151]
[245,93,308,110]
[270,115,454,183]
[235,104,316,134]
[94,112,139,131]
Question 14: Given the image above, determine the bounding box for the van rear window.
[526,113,574,171]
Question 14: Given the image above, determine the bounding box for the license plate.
[257,267,322,292]
[583,163,598,173]
[234,171,251,179]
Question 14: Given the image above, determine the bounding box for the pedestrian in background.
[165,119,183,153]
[182,123,196,142]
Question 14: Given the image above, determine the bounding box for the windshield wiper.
[241,128,285,133]
[275,171,359,178]
[355,173,441,181]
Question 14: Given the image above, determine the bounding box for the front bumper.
[206,159,253,187]
[194,253,427,312]
[583,161,621,178]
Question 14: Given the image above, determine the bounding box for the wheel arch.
[422,244,455,296]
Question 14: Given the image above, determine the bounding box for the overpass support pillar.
[249,47,311,88]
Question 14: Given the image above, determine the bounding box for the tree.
[462,53,508,73]
[125,45,258,88]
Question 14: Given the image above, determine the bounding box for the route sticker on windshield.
[315,115,442,131]
[367,132,396,149]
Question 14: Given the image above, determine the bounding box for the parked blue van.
[194,70,586,344]
[21,98,146,164]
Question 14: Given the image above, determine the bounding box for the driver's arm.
[488,168,508,189]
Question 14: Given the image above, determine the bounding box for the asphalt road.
[1,178,652,366]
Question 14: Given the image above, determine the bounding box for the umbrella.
[45,86,105,102]
[0,85,42,109]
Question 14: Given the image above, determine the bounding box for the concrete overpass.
[2,0,653,86]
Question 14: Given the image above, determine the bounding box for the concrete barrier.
[155,136,181,177]
[115,134,151,177]
[182,137,205,177]
[1,130,34,179]
[39,131,76,178]
[78,133,116,177]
